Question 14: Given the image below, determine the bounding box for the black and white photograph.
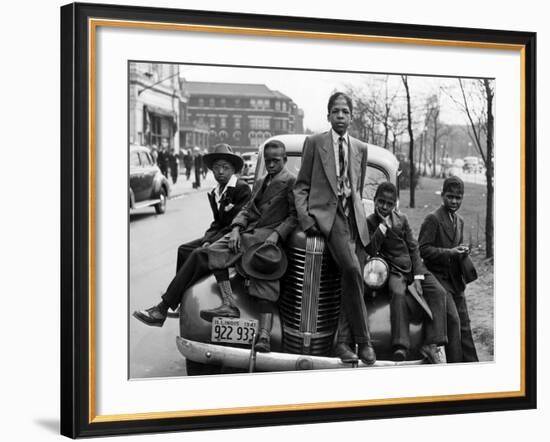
[128,62,495,379]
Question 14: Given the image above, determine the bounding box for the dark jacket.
[208,167,298,301]
[366,210,427,278]
[418,206,465,293]
[203,178,252,245]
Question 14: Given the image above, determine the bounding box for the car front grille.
[280,236,341,355]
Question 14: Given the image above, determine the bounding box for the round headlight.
[363,257,389,289]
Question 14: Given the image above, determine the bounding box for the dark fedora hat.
[238,242,288,281]
[203,144,244,173]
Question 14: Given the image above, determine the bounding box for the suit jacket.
[418,206,465,293]
[293,131,369,246]
[203,178,252,245]
[366,210,427,278]
[208,167,298,301]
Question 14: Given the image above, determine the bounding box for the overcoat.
[293,131,369,246]
[418,206,466,294]
[207,167,298,301]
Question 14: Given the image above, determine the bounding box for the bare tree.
[445,79,494,258]
[401,75,416,208]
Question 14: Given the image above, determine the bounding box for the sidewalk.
[168,171,217,199]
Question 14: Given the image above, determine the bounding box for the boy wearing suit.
[134,141,297,353]
[366,182,462,362]
[419,176,479,362]
[294,92,375,365]
[175,144,251,271]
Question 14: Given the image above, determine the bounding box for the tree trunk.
[402,76,415,208]
[484,79,494,258]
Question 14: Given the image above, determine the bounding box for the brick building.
[181,80,305,152]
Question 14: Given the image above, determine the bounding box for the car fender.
[129,188,135,209]
[179,271,283,352]
[152,174,170,198]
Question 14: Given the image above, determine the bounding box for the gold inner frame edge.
[87,18,527,423]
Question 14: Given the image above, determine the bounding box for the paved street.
[129,184,215,378]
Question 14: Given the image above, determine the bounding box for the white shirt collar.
[213,174,237,203]
[331,128,349,146]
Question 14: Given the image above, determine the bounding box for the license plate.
[211,317,259,345]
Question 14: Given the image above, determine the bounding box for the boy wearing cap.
[175,144,251,271]
[419,176,479,362]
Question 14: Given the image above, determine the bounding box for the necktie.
[338,136,350,216]
[338,136,346,178]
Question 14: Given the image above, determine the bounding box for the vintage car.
[176,135,426,375]
[129,145,171,214]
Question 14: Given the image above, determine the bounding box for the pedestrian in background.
[193,147,202,188]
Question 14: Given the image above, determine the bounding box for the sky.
[178,63,489,133]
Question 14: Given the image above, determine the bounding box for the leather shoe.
[133,306,167,327]
[200,304,240,322]
[392,347,408,362]
[358,343,376,365]
[420,344,444,364]
[334,343,359,363]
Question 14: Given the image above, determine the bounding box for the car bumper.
[176,337,425,371]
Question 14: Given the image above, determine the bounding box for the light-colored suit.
[294,131,369,246]
[294,131,372,344]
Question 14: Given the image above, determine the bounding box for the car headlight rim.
[363,257,389,289]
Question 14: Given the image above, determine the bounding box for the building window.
[250,99,256,109]
[234,116,241,129]
[150,114,162,147]
[250,117,270,130]
[209,130,217,141]
[209,98,215,107]
[282,119,288,130]
[220,98,226,107]
[198,98,204,107]
[209,116,216,127]
[233,131,241,141]
[235,98,240,107]
[220,116,227,128]
[219,130,228,141]
[275,101,281,111]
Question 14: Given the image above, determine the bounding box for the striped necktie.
[338,136,350,215]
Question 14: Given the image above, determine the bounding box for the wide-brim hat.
[237,242,288,281]
[203,144,244,173]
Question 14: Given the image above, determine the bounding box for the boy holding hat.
[419,176,479,362]
[134,140,297,354]
[175,144,251,271]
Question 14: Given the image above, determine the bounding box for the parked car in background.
[129,145,170,214]
[176,134,427,376]
[240,152,258,185]
[463,156,482,173]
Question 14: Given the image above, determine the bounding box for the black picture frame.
[60,2,537,438]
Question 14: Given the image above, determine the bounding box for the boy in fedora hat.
[419,176,479,362]
[174,144,251,271]
[134,141,297,353]
[201,140,297,352]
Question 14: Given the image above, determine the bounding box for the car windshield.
[256,153,390,200]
